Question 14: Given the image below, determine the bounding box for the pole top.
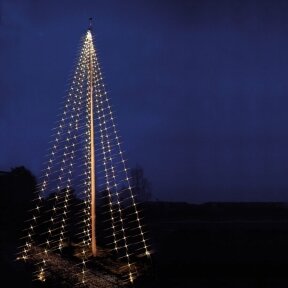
[88,17,93,30]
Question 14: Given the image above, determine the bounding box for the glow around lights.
[86,30,92,41]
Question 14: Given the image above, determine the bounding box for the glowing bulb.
[87,31,92,41]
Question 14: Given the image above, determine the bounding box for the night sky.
[2,0,288,203]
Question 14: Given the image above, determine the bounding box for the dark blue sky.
[2,0,288,202]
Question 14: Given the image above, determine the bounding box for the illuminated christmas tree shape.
[18,22,151,286]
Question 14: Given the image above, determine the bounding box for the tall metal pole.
[88,29,97,257]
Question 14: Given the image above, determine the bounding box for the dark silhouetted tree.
[0,166,36,238]
[130,165,152,202]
